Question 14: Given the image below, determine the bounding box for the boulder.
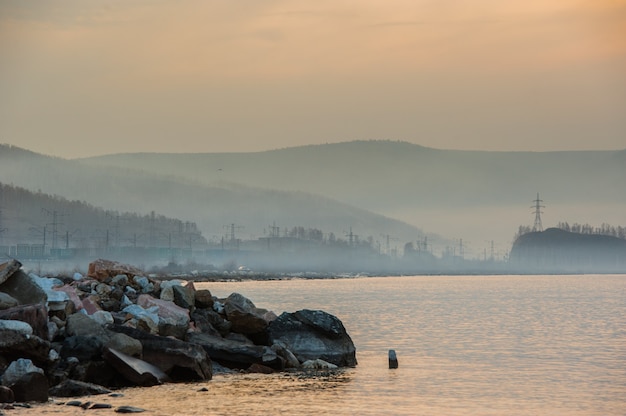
[0,303,49,339]
[1,358,44,387]
[0,320,32,336]
[9,372,49,402]
[88,259,144,282]
[0,259,21,285]
[136,295,189,339]
[159,280,184,302]
[53,285,83,312]
[301,359,338,370]
[61,335,105,362]
[268,309,357,367]
[0,270,47,306]
[191,308,231,336]
[66,312,109,339]
[109,326,212,381]
[103,348,170,387]
[223,293,268,334]
[194,289,214,309]
[105,333,142,358]
[172,284,195,311]
[0,293,18,310]
[49,379,112,398]
[187,332,283,370]
[82,295,102,315]
[0,330,52,364]
[271,341,300,368]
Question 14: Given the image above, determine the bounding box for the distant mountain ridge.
[78,140,626,251]
[0,143,428,247]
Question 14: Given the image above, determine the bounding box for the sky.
[1,0,625,158]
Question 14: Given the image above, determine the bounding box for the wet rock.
[115,405,146,413]
[109,326,212,381]
[268,309,357,367]
[103,347,170,386]
[0,293,18,311]
[188,332,282,370]
[90,403,113,409]
[0,270,47,306]
[49,379,112,397]
[194,289,214,309]
[0,303,48,339]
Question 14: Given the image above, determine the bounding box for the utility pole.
[224,223,243,249]
[346,227,357,247]
[42,208,66,252]
[532,193,545,232]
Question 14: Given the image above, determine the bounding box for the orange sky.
[1,0,625,157]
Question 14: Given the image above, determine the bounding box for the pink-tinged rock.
[82,295,102,315]
[87,259,144,282]
[137,295,189,323]
[54,285,83,311]
[137,295,190,338]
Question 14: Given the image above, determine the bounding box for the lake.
[27,274,626,416]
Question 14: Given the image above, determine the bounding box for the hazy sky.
[1,0,625,158]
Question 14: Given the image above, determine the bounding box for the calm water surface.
[28,275,626,416]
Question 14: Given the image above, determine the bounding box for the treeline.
[515,223,626,240]
[0,182,206,249]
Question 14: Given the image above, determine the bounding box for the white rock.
[1,358,44,387]
[301,359,338,370]
[0,319,33,335]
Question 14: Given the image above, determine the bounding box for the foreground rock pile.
[0,259,356,404]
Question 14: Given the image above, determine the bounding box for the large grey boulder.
[267,309,357,367]
[109,325,212,382]
[188,332,283,370]
[223,293,269,334]
[103,347,170,386]
[0,270,47,306]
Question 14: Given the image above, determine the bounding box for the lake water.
[27,275,626,416]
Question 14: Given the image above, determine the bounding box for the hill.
[0,144,429,254]
[81,140,626,254]
[509,228,626,273]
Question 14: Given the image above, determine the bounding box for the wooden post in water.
[388,349,398,369]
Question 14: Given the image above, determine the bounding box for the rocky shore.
[0,259,356,412]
